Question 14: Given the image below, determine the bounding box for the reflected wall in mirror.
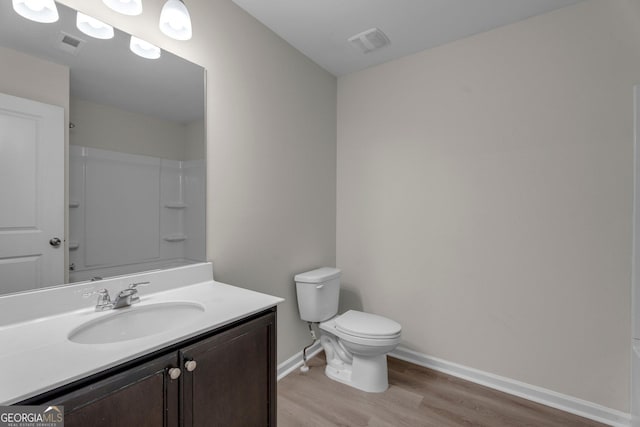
[0,1,206,296]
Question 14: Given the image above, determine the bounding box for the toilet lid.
[335,310,401,339]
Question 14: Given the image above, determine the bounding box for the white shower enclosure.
[68,146,205,282]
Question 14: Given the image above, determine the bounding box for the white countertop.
[0,264,283,405]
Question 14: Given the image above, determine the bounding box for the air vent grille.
[62,35,81,48]
[348,28,390,54]
[56,32,85,55]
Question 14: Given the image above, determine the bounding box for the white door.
[0,92,64,293]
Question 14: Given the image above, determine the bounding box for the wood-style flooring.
[277,353,607,427]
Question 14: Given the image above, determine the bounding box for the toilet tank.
[294,267,341,322]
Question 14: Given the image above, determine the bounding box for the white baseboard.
[277,341,323,381]
[390,346,631,427]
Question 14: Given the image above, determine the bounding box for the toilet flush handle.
[316,284,324,289]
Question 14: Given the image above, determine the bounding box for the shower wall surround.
[68,146,205,281]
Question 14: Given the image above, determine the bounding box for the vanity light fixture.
[12,0,59,23]
[102,0,142,16]
[159,0,192,41]
[76,12,114,40]
[129,36,161,59]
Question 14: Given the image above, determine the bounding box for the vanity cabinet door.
[181,311,276,427]
[46,352,179,427]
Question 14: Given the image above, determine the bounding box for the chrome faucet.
[95,281,150,311]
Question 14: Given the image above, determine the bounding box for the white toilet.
[294,267,401,392]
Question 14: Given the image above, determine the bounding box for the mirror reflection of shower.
[68,98,205,282]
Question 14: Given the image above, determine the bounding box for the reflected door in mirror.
[0,93,64,293]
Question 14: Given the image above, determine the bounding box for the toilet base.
[324,353,389,393]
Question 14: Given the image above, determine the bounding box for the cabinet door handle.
[168,367,181,380]
[185,360,197,372]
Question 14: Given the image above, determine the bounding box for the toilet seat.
[335,310,401,340]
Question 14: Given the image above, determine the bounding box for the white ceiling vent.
[56,32,85,55]
[348,28,390,54]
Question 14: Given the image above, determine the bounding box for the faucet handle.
[97,288,110,302]
[128,281,150,290]
[95,289,113,311]
[127,281,149,304]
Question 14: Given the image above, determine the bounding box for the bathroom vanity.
[0,4,269,424]
[0,263,283,426]
[27,310,275,426]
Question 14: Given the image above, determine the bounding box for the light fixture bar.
[12,0,59,23]
[76,12,114,40]
[159,0,192,41]
[129,36,161,59]
[102,0,142,16]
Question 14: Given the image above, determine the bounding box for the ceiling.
[232,0,583,76]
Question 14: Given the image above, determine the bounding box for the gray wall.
[70,98,187,160]
[337,0,640,412]
[60,0,337,364]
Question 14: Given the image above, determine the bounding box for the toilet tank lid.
[294,267,341,283]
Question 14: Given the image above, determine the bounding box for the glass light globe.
[159,0,192,41]
[12,0,59,23]
[76,12,114,40]
[102,0,143,16]
[130,36,161,60]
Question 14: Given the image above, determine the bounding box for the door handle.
[49,237,62,248]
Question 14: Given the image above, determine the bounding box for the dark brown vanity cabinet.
[27,309,276,427]
[53,352,180,427]
[182,311,276,426]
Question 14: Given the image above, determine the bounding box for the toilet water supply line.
[300,322,317,372]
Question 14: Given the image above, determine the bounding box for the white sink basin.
[68,302,205,344]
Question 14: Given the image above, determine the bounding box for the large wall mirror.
[0,1,206,296]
